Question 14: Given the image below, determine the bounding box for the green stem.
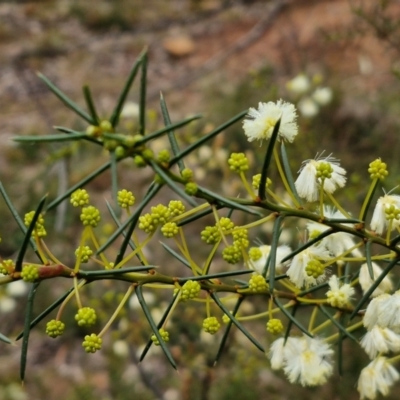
[273,146,300,207]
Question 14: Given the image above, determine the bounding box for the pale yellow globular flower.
[295,155,347,202]
[306,206,361,258]
[312,87,333,106]
[363,294,391,331]
[326,275,355,307]
[357,357,399,399]
[370,194,400,235]
[359,262,393,298]
[249,244,292,274]
[276,335,334,386]
[298,97,319,118]
[286,74,311,95]
[242,100,298,143]
[376,291,400,333]
[360,325,400,359]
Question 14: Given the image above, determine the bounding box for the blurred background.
[1,0,400,399]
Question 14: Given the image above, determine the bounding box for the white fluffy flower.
[363,294,391,330]
[357,357,399,399]
[249,244,292,274]
[286,74,311,95]
[326,275,355,307]
[312,87,333,106]
[269,337,294,370]
[295,155,347,202]
[306,207,361,258]
[242,100,298,143]
[360,325,400,359]
[373,291,400,333]
[298,97,319,118]
[281,335,334,386]
[359,262,393,298]
[286,245,331,288]
[370,194,400,235]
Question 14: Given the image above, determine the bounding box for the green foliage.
[3,46,400,400]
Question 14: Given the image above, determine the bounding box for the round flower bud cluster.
[266,318,284,335]
[117,189,135,209]
[168,200,185,217]
[0,259,15,275]
[185,182,198,195]
[151,328,169,345]
[161,222,179,238]
[75,307,97,327]
[70,189,90,207]
[24,211,47,237]
[180,280,201,301]
[157,149,171,163]
[316,162,333,180]
[46,319,65,338]
[181,168,194,181]
[201,226,220,244]
[222,244,242,264]
[138,213,156,233]
[203,317,221,334]
[384,204,400,221]
[80,206,101,227]
[151,204,171,225]
[134,155,146,167]
[202,218,235,246]
[222,313,231,324]
[139,204,172,234]
[21,264,39,282]
[305,259,325,279]
[249,273,268,292]
[248,247,263,261]
[75,246,93,263]
[368,158,388,180]
[252,174,272,190]
[232,228,249,248]
[228,153,249,173]
[82,333,102,353]
[219,217,235,232]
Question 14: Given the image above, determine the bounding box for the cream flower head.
[357,357,399,399]
[370,194,400,235]
[242,100,298,143]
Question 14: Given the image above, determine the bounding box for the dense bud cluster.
[180,280,201,301]
[21,264,39,282]
[161,222,179,238]
[151,328,169,345]
[222,244,242,264]
[46,319,65,338]
[203,317,221,334]
[228,152,249,173]
[24,211,46,237]
[368,158,388,180]
[117,189,136,208]
[75,246,93,263]
[82,333,102,353]
[0,259,15,275]
[80,206,101,227]
[70,189,90,207]
[266,319,284,335]
[75,307,97,327]
[249,273,268,292]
